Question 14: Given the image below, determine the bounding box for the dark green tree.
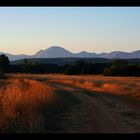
[103,59,140,76]
[75,60,85,74]
[0,54,10,79]
[0,54,10,73]
[112,59,127,67]
[22,59,32,73]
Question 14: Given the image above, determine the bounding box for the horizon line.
[0,46,140,56]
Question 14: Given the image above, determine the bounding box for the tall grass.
[11,74,140,101]
[49,78,140,101]
[0,78,55,133]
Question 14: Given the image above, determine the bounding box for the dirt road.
[44,81,140,133]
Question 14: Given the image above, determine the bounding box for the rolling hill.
[1,46,140,61]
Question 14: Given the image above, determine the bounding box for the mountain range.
[1,46,140,61]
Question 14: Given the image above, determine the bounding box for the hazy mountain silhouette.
[99,51,130,59]
[76,51,98,58]
[99,51,140,59]
[1,46,140,61]
[35,46,74,58]
[0,52,31,61]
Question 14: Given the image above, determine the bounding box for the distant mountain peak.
[132,50,140,53]
[45,46,69,51]
[47,46,64,49]
[110,51,127,54]
[80,51,87,53]
[44,46,72,52]
[35,46,73,58]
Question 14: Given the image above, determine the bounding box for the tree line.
[10,59,63,74]
[103,59,140,76]
[63,61,111,75]
[0,54,140,77]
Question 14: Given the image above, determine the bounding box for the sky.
[0,7,140,55]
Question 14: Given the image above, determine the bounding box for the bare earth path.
[47,82,140,133]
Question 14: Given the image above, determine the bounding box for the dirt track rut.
[48,82,140,133]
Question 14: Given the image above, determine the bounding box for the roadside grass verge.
[0,78,80,133]
[48,78,140,104]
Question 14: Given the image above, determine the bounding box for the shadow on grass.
[42,90,81,133]
[0,78,81,133]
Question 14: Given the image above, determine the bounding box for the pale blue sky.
[0,7,140,55]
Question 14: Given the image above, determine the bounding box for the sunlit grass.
[9,74,140,101]
[0,76,81,133]
[0,78,55,133]
[47,76,140,101]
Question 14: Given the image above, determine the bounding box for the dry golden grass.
[0,78,55,133]
[9,74,140,100]
[45,75,140,101]
[9,74,140,101]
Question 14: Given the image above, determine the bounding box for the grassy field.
[0,77,80,133]
[48,75,140,101]
[10,74,140,102]
[1,74,140,133]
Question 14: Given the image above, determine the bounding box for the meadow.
[48,75,140,101]
[0,74,140,133]
[12,74,140,102]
